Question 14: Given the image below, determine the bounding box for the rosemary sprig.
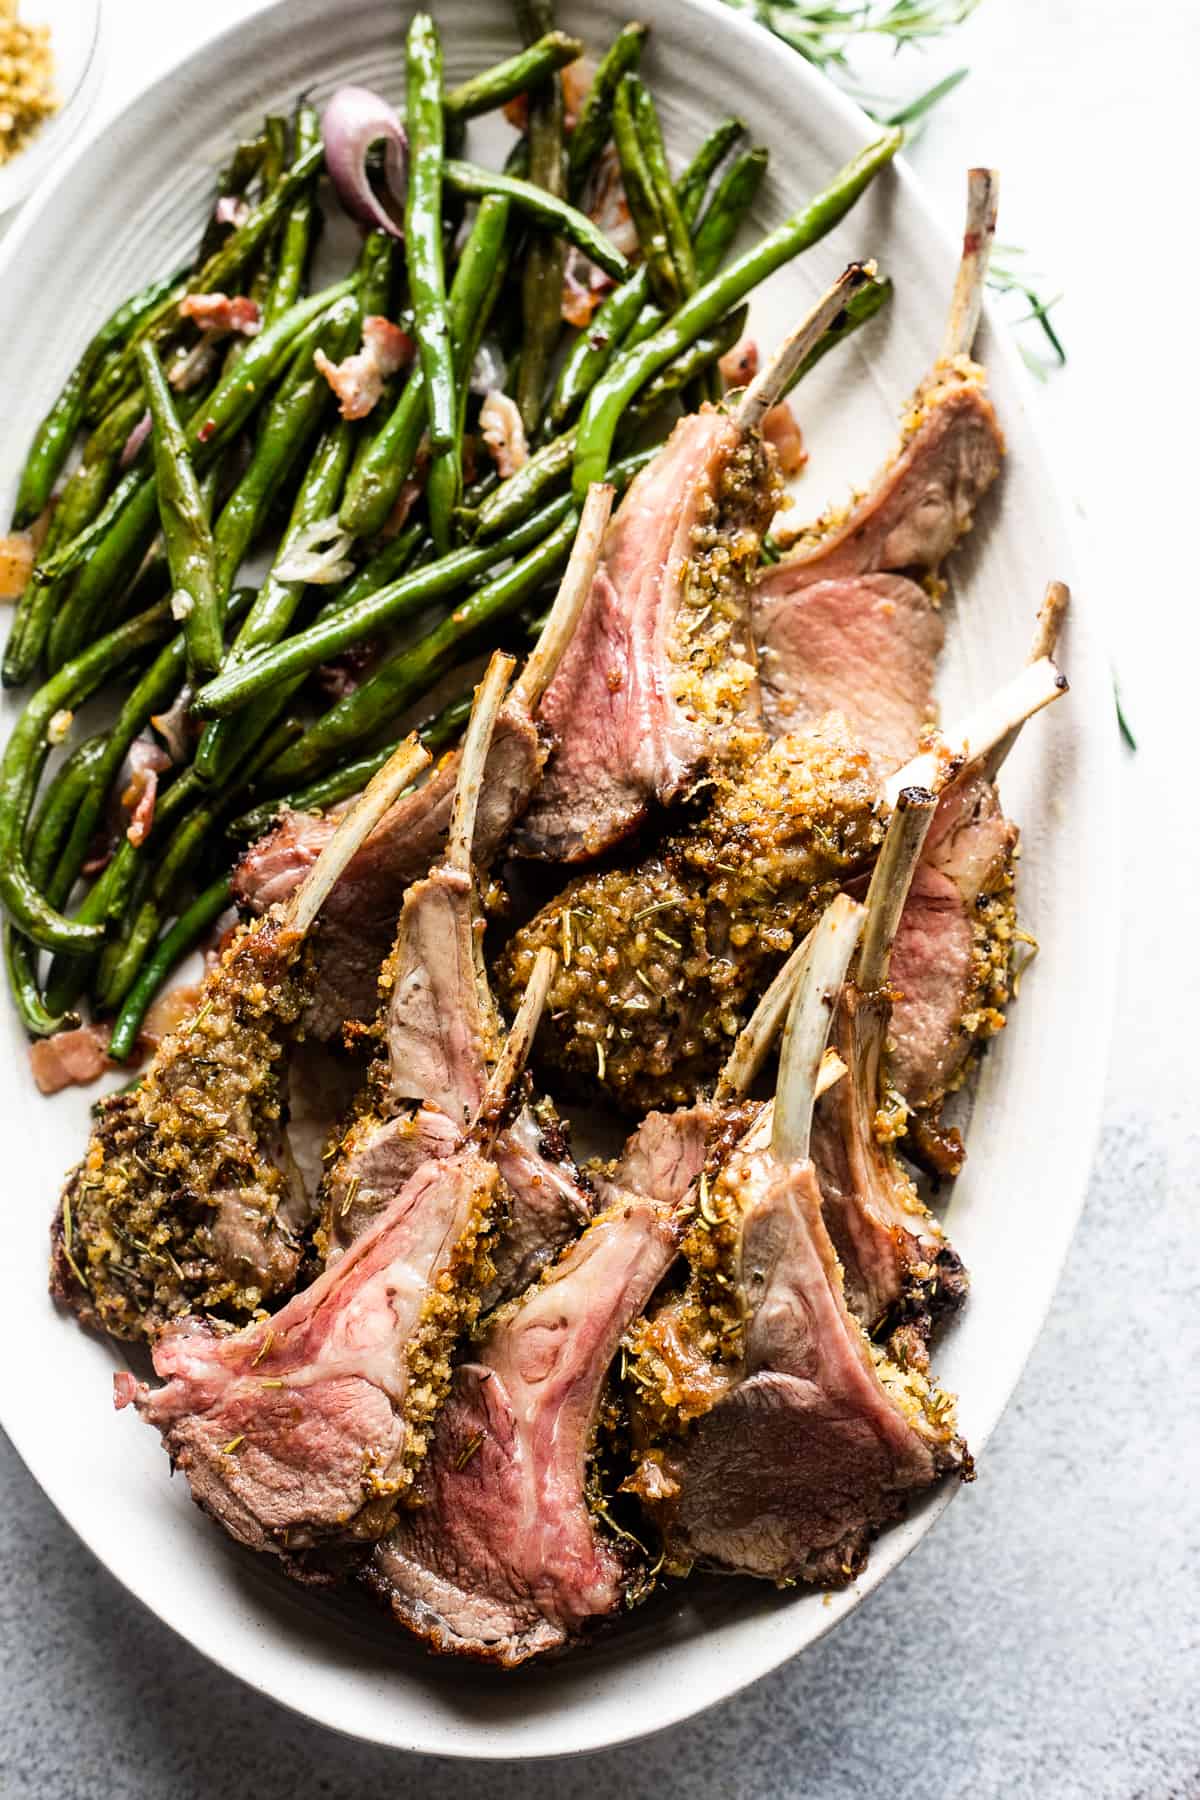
[987,243,1067,379]
[721,0,981,70]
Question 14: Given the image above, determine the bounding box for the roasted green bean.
[137,342,222,679]
[572,127,903,495]
[444,161,629,280]
[0,595,174,953]
[405,13,455,452]
[566,20,649,198]
[445,31,583,121]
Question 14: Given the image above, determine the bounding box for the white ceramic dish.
[0,0,1116,1761]
[0,0,104,215]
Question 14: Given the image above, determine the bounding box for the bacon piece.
[0,531,34,601]
[29,1024,143,1095]
[314,316,415,422]
[479,390,529,479]
[179,292,262,337]
[120,738,172,849]
[762,401,807,475]
[719,337,760,390]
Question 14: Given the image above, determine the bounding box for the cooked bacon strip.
[314,316,415,421]
[718,337,759,389]
[179,292,262,336]
[762,400,807,475]
[0,531,34,601]
[30,1024,121,1095]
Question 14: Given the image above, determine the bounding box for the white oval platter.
[0,0,1117,1761]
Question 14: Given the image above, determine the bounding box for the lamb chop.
[360,937,830,1664]
[114,945,559,1563]
[884,582,1070,1173]
[233,484,616,1039]
[321,646,595,1303]
[51,735,433,1345]
[753,169,1003,765]
[810,785,967,1350]
[513,265,877,863]
[499,640,1066,1112]
[626,894,968,1588]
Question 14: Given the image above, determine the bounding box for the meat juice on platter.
[0,9,1071,1670]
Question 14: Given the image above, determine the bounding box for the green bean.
[573,127,903,496]
[566,20,649,198]
[5,926,75,1036]
[107,876,233,1060]
[780,272,894,397]
[630,78,696,301]
[0,595,173,953]
[12,271,182,530]
[674,117,745,223]
[3,734,112,1034]
[611,79,677,308]
[137,343,221,679]
[356,228,398,322]
[195,418,354,777]
[27,736,108,890]
[196,131,269,264]
[5,393,149,688]
[264,105,321,325]
[405,14,455,452]
[444,160,628,282]
[473,430,575,539]
[546,119,745,434]
[693,147,768,283]
[212,296,358,599]
[547,272,648,434]
[265,508,579,784]
[85,139,327,423]
[93,711,300,1013]
[428,195,511,553]
[514,0,567,437]
[229,685,472,841]
[45,651,187,915]
[245,116,290,314]
[332,520,426,612]
[341,201,511,539]
[193,491,573,718]
[445,31,583,120]
[627,304,748,424]
[36,280,355,593]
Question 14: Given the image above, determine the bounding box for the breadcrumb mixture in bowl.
[0,0,59,166]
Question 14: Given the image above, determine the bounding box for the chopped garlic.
[47,708,73,745]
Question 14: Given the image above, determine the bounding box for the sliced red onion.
[118,408,151,470]
[322,85,408,235]
[470,337,507,397]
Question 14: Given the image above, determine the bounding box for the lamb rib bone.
[882,587,1070,1155]
[361,916,830,1664]
[752,169,1003,768]
[322,641,598,1298]
[811,785,972,1341]
[513,265,878,864]
[232,483,614,1038]
[114,943,558,1565]
[50,735,431,1345]
[629,894,968,1587]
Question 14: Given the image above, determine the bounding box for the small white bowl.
[0,0,103,216]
